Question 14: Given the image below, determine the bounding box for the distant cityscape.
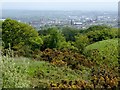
[1,10,117,30]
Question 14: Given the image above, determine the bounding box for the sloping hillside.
[84,39,118,66]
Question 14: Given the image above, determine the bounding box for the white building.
[74,22,82,25]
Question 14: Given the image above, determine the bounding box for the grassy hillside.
[26,59,83,88]
[84,39,118,66]
[2,56,89,88]
[1,19,119,89]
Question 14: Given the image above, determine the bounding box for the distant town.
[1,10,117,30]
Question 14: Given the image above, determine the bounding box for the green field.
[84,39,118,66]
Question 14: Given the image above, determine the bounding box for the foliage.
[61,26,79,41]
[74,34,89,53]
[84,39,118,67]
[73,25,117,53]
[38,28,49,36]
[49,79,92,89]
[50,65,119,89]
[40,27,64,49]
[2,18,43,56]
[84,25,111,33]
[90,65,119,89]
[41,48,94,69]
[0,57,2,89]
[0,21,2,46]
[2,50,30,88]
[40,27,77,50]
[0,28,2,37]
[27,60,82,88]
[86,28,118,44]
[1,47,119,88]
[0,21,2,28]
[1,20,119,89]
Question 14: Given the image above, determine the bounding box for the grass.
[1,38,119,88]
[5,57,86,88]
[1,54,91,88]
[84,38,118,66]
[2,56,30,88]
[2,38,118,88]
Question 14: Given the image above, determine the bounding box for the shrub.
[49,65,119,89]
[2,49,30,88]
[90,65,119,89]
[41,48,94,69]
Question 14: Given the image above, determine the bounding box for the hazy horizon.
[2,2,118,11]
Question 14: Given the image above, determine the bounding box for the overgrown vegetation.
[84,39,118,67]
[1,19,119,89]
[1,49,30,88]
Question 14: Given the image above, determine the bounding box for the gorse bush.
[90,65,119,89]
[1,18,119,89]
[28,61,82,88]
[49,79,93,89]
[41,48,94,69]
[49,67,119,89]
[49,64,119,89]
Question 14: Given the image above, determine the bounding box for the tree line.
[2,18,118,57]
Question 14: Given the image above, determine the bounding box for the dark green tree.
[41,27,77,50]
[2,19,43,56]
[41,27,65,49]
[85,25,111,33]
[86,28,117,44]
[74,34,89,53]
[61,26,79,41]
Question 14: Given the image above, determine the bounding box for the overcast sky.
[1,0,119,2]
[1,0,119,11]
